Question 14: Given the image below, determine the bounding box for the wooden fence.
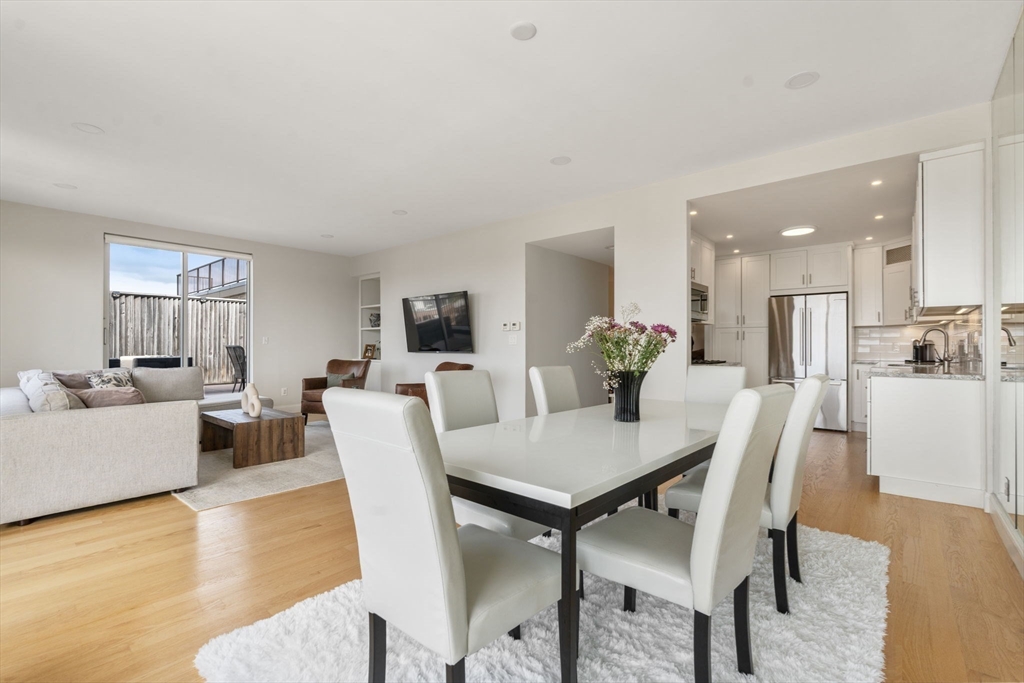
[109,293,247,384]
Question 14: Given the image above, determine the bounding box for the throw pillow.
[131,366,204,403]
[16,370,86,412]
[87,372,134,389]
[327,372,356,388]
[70,387,146,409]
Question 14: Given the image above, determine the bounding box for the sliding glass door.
[105,236,251,392]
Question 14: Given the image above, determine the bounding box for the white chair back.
[689,384,793,614]
[529,366,582,416]
[770,374,829,529]
[425,370,499,433]
[323,388,469,663]
[685,365,748,404]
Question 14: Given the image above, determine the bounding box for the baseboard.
[878,476,984,508]
[851,421,867,433]
[276,402,301,414]
[988,493,1024,579]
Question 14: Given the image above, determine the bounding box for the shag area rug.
[174,421,343,511]
[195,512,889,682]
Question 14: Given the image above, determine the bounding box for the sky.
[108,244,226,296]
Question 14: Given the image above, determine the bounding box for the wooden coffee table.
[200,408,305,468]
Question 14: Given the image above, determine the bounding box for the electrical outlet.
[508,334,517,345]
[281,388,287,396]
[501,322,510,332]
[262,336,269,345]
[891,343,900,352]
[511,321,521,331]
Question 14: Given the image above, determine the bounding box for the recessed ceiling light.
[865,236,873,241]
[733,249,740,253]
[550,156,571,166]
[72,122,104,134]
[320,234,334,239]
[605,245,615,251]
[689,210,697,216]
[780,225,816,237]
[726,235,733,239]
[784,71,820,90]
[510,22,537,41]
[53,183,77,190]
[875,215,884,220]
[392,209,408,216]
[871,180,883,186]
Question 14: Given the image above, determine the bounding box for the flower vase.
[613,371,646,422]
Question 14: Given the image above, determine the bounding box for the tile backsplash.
[854,313,983,362]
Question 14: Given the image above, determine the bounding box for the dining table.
[438,398,729,683]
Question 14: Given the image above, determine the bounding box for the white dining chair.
[529,366,582,416]
[665,374,829,613]
[685,364,748,403]
[575,385,794,683]
[425,370,549,541]
[323,388,565,683]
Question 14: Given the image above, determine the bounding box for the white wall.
[352,103,992,419]
[0,201,357,408]
[524,244,610,416]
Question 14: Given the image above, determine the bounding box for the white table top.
[438,399,727,508]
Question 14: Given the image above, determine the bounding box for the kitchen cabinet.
[741,327,768,388]
[690,232,717,324]
[741,255,770,326]
[770,251,807,290]
[868,376,984,507]
[690,236,701,283]
[914,143,985,308]
[714,257,741,326]
[807,245,849,288]
[853,246,883,326]
[998,136,1024,304]
[882,261,911,326]
[713,327,742,364]
[851,364,877,425]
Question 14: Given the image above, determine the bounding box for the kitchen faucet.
[918,327,952,364]
[1003,327,1018,347]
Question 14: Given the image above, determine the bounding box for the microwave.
[690,282,709,322]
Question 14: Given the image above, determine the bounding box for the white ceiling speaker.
[53,183,77,189]
[780,225,816,237]
[510,22,537,41]
[320,234,334,239]
[392,209,408,216]
[72,122,104,134]
[549,156,571,166]
[784,71,820,90]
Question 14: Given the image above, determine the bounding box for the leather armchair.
[394,361,473,410]
[301,359,371,423]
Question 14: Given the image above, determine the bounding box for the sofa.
[0,366,275,525]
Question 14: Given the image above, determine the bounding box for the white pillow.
[16,370,86,412]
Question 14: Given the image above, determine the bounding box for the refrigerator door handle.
[807,309,812,366]
[800,307,806,366]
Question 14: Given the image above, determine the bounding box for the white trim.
[918,140,986,162]
[988,493,1024,578]
[103,233,252,260]
[878,476,984,508]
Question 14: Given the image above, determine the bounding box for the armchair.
[301,359,371,423]
[394,362,473,410]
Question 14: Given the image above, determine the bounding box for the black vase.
[613,371,647,422]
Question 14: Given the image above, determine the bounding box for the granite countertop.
[1003,368,1024,382]
[867,363,984,381]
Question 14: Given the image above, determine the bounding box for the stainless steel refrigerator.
[768,293,848,431]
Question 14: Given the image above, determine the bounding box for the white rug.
[174,422,343,511]
[195,516,889,682]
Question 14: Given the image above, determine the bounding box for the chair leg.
[772,529,790,614]
[368,612,386,683]
[733,577,753,675]
[445,659,465,683]
[649,489,659,512]
[694,610,712,683]
[579,570,585,600]
[668,508,680,519]
[543,530,552,538]
[303,413,308,425]
[787,513,802,583]
[623,586,636,612]
[508,625,521,640]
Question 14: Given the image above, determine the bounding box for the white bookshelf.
[359,275,382,361]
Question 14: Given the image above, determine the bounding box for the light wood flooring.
[1,431,1021,682]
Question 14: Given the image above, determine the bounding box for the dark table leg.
[557,511,578,683]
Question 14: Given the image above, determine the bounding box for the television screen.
[402,291,473,353]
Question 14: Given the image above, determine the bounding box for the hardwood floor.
[0,430,1021,682]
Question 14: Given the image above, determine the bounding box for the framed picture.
[362,343,377,360]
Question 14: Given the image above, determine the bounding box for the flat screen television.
[402,291,474,353]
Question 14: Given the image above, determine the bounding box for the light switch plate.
[508,334,517,345]
[511,322,521,331]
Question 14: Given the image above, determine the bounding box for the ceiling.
[1,1,1020,257]
[530,226,615,266]
[691,153,920,255]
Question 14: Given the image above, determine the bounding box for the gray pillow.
[131,366,205,403]
[327,372,356,388]
[71,387,146,408]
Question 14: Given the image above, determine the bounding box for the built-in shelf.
[360,327,382,332]
[359,275,382,361]
[360,304,380,309]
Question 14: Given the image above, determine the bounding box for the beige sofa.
[0,367,275,525]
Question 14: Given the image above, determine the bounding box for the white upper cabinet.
[807,245,849,288]
[741,254,770,327]
[917,143,985,307]
[998,137,1024,304]
[770,251,807,290]
[740,327,769,388]
[853,246,883,326]
[715,257,741,327]
[690,236,701,283]
[883,261,912,326]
